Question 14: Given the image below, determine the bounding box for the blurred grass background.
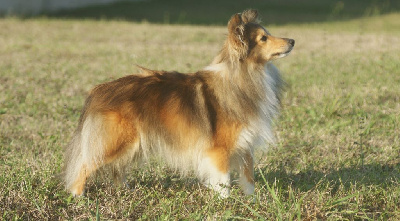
[1,0,400,220]
[47,0,400,25]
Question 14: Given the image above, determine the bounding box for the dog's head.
[227,9,295,64]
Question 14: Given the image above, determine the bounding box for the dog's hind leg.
[65,112,139,196]
[109,140,141,189]
[68,162,98,196]
[64,115,106,196]
[111,164,128,188]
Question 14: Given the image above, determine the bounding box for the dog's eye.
[261,35,267,42]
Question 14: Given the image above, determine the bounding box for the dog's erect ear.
[226,10,259,60]
[227,9,260,38]
[228,13,243,36]
[227,13,246,58]
[241,9,259,24]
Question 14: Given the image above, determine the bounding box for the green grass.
[1,3,400,220]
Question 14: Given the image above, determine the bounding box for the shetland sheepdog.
[64,9,294,198]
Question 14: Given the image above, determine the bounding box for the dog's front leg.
[199,148,231,198]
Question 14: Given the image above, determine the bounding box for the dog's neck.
[202,56,269,123]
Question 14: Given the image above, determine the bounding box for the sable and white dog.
[64,9,294,197]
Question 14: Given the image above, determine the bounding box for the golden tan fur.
[64,9,295,197]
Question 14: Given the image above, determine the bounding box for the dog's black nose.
[288,39,295,47]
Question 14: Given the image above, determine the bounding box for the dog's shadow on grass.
[256,162,400,193]
[83,162,399,197]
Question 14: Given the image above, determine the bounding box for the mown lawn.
[1,3,400,220]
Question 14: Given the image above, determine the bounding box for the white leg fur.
[208,171,230,198]
[199,157,230,198]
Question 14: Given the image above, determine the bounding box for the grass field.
[1,1,400,220]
